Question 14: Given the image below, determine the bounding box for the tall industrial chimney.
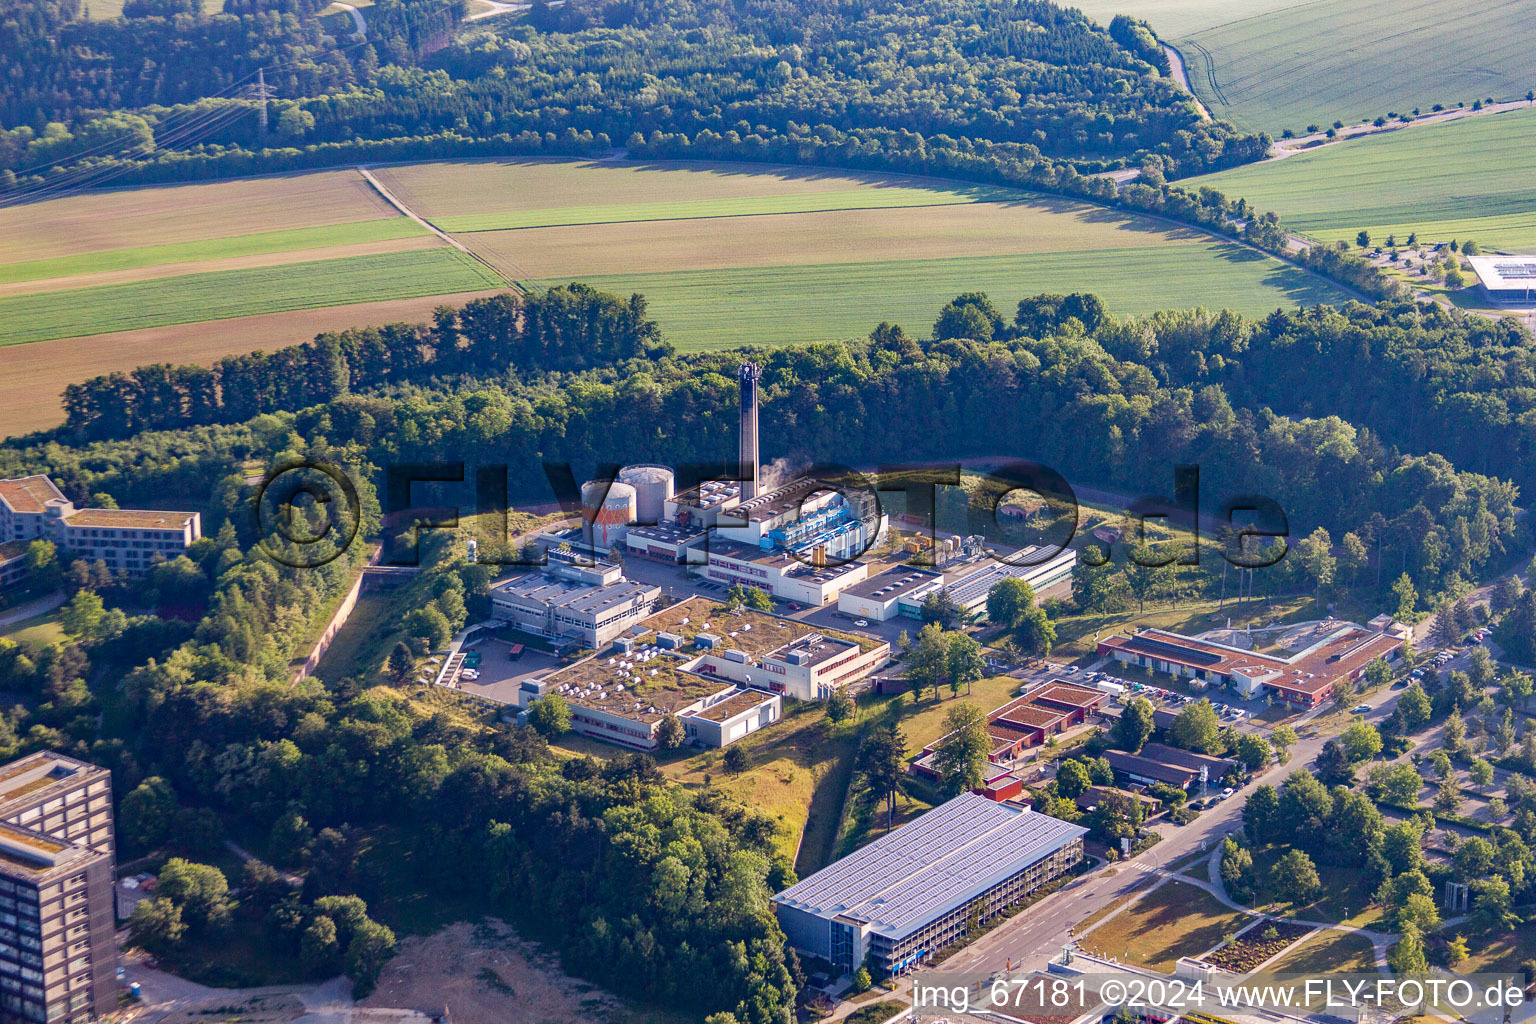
[739,362,761,500]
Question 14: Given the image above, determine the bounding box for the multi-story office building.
[0,753,117,1024]
[0,475,200,586]
[774,793,1086,975]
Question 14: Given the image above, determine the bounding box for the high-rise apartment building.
[0,753,117,1024]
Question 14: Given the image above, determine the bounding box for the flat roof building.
[490,574,660,649]
[643,597,890,700]
[891,546,1077,620]
[701,539,871,607]
[0,753,117,1024]
[774,793,1086,975]
[1096,623,1402,707]
[1468,255,1536,303]
[0,475,201,585]
[837,566,943,622]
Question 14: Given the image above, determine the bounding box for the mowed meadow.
[2,156,1350,435]
[1090,0,1536,133]
[380,158,1347,351]
[1187,105,1536,251]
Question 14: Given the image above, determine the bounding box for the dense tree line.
[60,284,663,439]
[0,0,463,133]
[14,287,1523,619]
[1117,299,1536,494]
[1,0,1261,184]
[1,450,798,1017]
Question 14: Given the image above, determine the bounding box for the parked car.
[1353,704,1371,714]
[854,619,869,627]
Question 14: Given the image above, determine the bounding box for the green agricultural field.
[0,248,504,346]
[434,185,1013,233]
[1161,0,1536,133]
[1188,106,1536,251]
[373,158,1002,221]
[557,244,1348,350]
[0,218,428,286]
[1068,0,1299,38]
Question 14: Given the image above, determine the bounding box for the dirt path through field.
[1267,96,1536,159]
[356,167,523,281]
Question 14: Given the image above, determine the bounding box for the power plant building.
[739,362,761,500]
[774,793,1086,975]
[836,546,1075,622]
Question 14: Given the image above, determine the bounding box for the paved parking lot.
[447,637,563,704]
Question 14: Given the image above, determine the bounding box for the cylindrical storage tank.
[618,464,675,524]
[582,480,637,550]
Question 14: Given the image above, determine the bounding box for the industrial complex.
[512,595,890,749]
[774,793,1087,976]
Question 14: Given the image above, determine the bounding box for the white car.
[1221,787,1234,798]
[461,669,480,681]
[854,619,869,627]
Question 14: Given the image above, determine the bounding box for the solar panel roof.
[774,793,1087,940]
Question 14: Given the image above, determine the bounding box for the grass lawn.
[1074,881,1158,935]
[0,218,425,286]
[843,1002,908,1024]
[1189,105,1536,251]
[892,676,1026,756]
[1452,920,1536,974]
[1162,0,1536,133]
[311,590,399,686]
[1078,880,1252,973]
[665,701,863,874]
[0,248,504,346]
[1266,929,1378,991]
[0,611,65,648]
[556,244,1342,351]
[1243,846,1385,927]
[1050,594,1313,661]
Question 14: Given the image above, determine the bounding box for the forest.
[0,497,798,1020]
[12,282,1529,623]
[0,0,1262,189]
[58,283,666,437]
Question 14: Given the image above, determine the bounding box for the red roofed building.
[1097,624,1402,708]
[1026,681,1107,725]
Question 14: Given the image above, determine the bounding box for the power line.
[3,0,468,206]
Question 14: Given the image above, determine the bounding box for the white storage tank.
[618,464,675,524]
[581,479,637,550]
